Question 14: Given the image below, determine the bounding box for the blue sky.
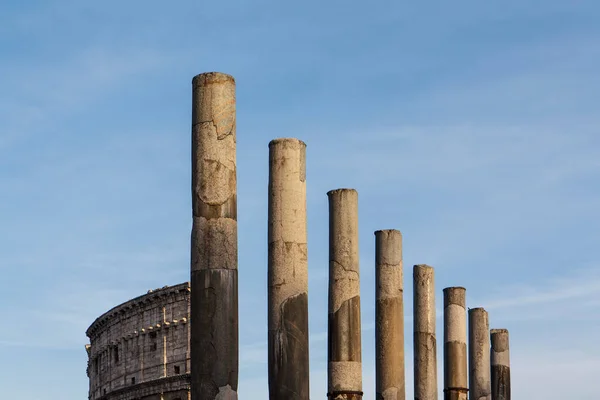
[1,1,599,399]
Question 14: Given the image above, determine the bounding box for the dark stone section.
[443,288,466,307]
[491,365,511,400]
[268,292,310,400]
[190,269,238,399]
[443,390,468,400]
[193,191,238,220]
[413,331,437,398]
[444,341,468,388]
[490,329,509,352]
[375,297,404,398]
[328,390,363,400]
[328,296,362,362]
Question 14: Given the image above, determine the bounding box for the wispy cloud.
[483,267,600,310]
[0,285,129,349]
[0,45,171,150]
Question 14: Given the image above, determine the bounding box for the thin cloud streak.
[0,46,173,150]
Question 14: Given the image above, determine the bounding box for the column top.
[268,138,307,148]
[491,328,510,353]
[443,286,466,292]
[374,229,402,236]
[413,265,434,282]
[327,188,357,196]
[443,286,466,307]
[468,307,487,313]
[192,72,235,85]
[414,263,433,269]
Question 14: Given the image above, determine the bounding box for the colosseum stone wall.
[86,282,191,400]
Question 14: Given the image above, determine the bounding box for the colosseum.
[85,282,191,400]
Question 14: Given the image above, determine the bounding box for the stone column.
[327,189,362,400]
[490,329,510,400]
[443,287,468,400]
[375,230,404,400]
[469,308,491,400]
[268,138,310,399]
[190,72,238,400]
[413,265,437,400]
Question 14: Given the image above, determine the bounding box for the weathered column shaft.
[469,308,491,400]
[327,189,362,400]
[268,138,310,399]
[375,230,405,400]
[443,287,468,400]
[491,329,511,400]
[413,265,437,400]
[190,72,238,400]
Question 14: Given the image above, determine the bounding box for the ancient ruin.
[86,71,512,400]
[190,72,239,400]
[85,283,191,400]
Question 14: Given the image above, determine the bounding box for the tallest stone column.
[191,72,238,400]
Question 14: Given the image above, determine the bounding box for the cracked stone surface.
[375,230,405,400]
[327,189,362,398]
[443,287,467,400]
[413,265,437,400]
[469,308,491,400]
[191,217,237,271]
[268,138,310,399]
[491,329,510,400]
[190,72,238,400]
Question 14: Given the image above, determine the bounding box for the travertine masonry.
[413,265,437,400]
[469,308,491,400]
[443,287,468,400]
[191,72,238,400]
[86,283,191,400]
[328,189,363,400]
[375,230,405,400]
[268,138,310,399]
